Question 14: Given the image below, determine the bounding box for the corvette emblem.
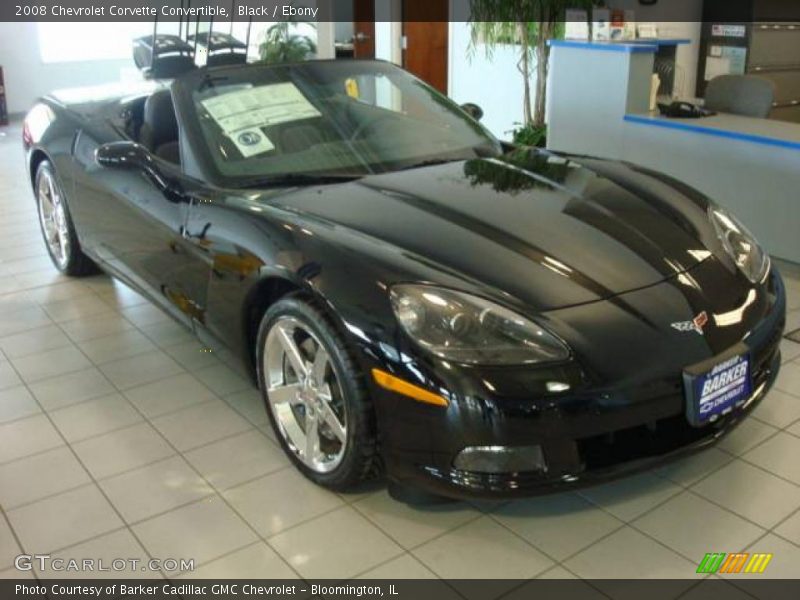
[671,311,709,335]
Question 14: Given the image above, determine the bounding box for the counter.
[547,39,800,263]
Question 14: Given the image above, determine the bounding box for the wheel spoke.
[304,413,320,464]
[311,345,329,386]
[276,324,308,378]
[267,382,302,407]
[318,393,346,443]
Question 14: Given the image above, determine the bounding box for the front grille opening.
[579,322,783,473]
[578,414,716,470]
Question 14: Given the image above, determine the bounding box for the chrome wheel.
[264,316,348,473]
[37,169,70,269]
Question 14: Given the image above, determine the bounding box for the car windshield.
[176,60,502,187]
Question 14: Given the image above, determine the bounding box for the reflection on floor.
[1,122,800,587]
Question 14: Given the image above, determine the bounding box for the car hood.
[268,150,720,311]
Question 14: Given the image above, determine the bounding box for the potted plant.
[468,1,597,146]
[258,21,317,64]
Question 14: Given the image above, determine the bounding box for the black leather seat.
[139,90,180,164]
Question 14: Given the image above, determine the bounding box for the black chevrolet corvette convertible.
[23,59,785,500]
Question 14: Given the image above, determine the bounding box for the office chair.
[704,75,776,119]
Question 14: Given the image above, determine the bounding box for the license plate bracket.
[683,343,752,427]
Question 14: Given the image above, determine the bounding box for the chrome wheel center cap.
[299,377,321,408]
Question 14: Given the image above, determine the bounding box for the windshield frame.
[171,59,501,189]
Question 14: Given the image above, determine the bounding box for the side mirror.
[96,141,182,199]
[96,141,151,170]
[461,103,484,121]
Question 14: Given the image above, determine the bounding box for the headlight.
[389,285,570,365]
[709,206,770,283]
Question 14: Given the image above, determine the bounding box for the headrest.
[143,90,178,151]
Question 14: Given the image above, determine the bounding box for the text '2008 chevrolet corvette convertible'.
[23,59,785,500]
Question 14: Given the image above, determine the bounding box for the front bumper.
[369,267,786,500]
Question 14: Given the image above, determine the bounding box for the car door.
[71,119,196,328]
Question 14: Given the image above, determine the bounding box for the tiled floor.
[1,122,800,586]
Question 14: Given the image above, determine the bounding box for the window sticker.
[231,128,275,158]
[201,82,321,157]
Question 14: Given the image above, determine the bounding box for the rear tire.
[256,294,380,491]
[35,161,98,276]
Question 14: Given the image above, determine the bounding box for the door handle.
[354,32,371,42]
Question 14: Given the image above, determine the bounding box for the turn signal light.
[371,369,448,407]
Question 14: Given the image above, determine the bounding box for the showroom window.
[37,22,164,63]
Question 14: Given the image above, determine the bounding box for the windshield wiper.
[396,158,462,171]
[239,172,364,189]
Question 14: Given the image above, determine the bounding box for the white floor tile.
[33,529,152,579]
[77,329,156,365]
[99,351,184,390]
[49,393,142,442]
[100,456,214,523]
[124,373,217,418]
[691,459,800,528]
[10,345,92,383]
[716,418,778,456]
[781,339,800,364]
[0,306,51,337]
[184,429,288,491]
[563,526,698,579]
[655,448,733,487]
[6,485,123,553]
[0,361,23,391]
[270,506,403,580]
[42,294,114,324]
[193,363,251,396]
[163,340,220,371]
[132,496,257,566]
[774,361,800,397]
[752,388,800,428]
[727,533,800,581]
[354,489,480,550]
[0,446,91,509]
[23,281,93,305]
[0,517,21,571]
[223,467,343,537]
[0,385,41,424]
[96,284,148,309]
[151,400,251,452]
[578,472,682,522]
[137,320,193,347]
[118,304,171,328]
[773,508,800,546]
[743,432,800,484]
[491,492,623,561]
[0,324,72,359]
[356,554,439,580]
[0,414,63,464]
[633,491,765,561]
[222,388,268,426]
[412,516,553,580]
[60,313,136,343]
[178,542,298,579]
[72,422,175,480]
[28,367,116,411]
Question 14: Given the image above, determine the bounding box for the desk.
[621,112,800,263]
[547,40,800,263]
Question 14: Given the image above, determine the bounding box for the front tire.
[35,160,98,276]
[256,295,380,491]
